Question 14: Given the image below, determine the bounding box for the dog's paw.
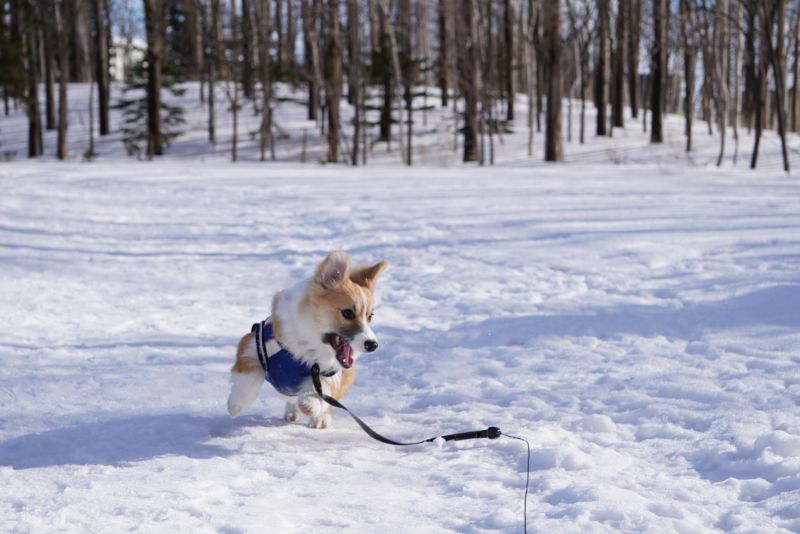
[310,412,332,429]
[284,402,303,422]
[227,401,245,417]
[298,396,324,417]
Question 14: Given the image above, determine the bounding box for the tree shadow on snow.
[452,284,800,347]
[0,413,280,470]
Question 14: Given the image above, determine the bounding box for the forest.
[0,0,796,171]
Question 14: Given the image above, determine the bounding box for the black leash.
[311,364,531,533]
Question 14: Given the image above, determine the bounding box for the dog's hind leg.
[227,333,264,417]
[284,398,303,422]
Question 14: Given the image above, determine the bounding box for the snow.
[2,84,800,532]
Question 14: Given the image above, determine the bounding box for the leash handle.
[311,364,500,446]
[440,427,502,441]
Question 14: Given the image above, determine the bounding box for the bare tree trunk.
[55,0,71,159]
[596,0,610,136]
[144,0,168,158]
[286,0,297,75]
[765,0,790,172]
[93,0,110,136]
[227,0,241,162]
[504,0,515,121]
[185,0,204,81]
[731,0,741,163]
[791,6,799,132]
[241,0,255,100]
[379,0,407,163]
[302,0,323,122]
[376,4,392,143]
[612,0,627,128]
[438,0,449,107]
[204,0,218,144]
[41,0,56,131]
[544,0,562,161]
[398,0,413,165]
[257,0,273,161]
[324,0,342,163]
[750,2,766,169]
[348,0,361,165]
[87,65,95,158]
[714,0,729,166]
[679,0,695,152]
[650,0,665,143]
[525,0,536,154]
[628,0,641,118]
[457,0,480,162]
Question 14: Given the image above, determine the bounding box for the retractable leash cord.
[311,364,532,534]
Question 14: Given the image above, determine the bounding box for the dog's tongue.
[336,338,354,369]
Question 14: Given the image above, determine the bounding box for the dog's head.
[304,251,388,371]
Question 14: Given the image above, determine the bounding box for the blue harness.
[252,319,337,397]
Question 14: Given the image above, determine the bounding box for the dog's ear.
[314,251,351,289]
[351,260,388,290]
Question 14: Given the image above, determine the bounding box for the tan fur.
[232,332,261,374]
[351,261,388,290]
[301,259,388,342]
[330,368,357,400]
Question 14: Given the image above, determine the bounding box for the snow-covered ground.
[1,85,800,533]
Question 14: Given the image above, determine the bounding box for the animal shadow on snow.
[0,413,278,469]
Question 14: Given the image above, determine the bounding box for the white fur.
[227,365,264,416]
[274,279,342,370]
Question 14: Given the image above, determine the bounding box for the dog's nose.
[364,340,378,353]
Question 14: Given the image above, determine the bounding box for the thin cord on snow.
[503,433,531,534]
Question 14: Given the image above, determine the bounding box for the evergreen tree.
[114,58,185,158]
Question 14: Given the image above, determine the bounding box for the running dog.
[227,251,388,428]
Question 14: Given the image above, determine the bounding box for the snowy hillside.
[1,86,800,533]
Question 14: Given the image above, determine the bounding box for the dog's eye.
[341,309,356,320]
[368,313,374,322]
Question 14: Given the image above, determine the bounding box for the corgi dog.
[227,251,388,429]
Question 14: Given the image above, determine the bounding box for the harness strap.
[311,364,501,446]
[252,321,269,372]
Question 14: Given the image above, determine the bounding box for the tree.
[56,0,72,159]
[611,0,627,128]
[678,0,697,151]
[544,0,563,161]
[324,0,342,162]
[347,0,362,165]
[595,0,610,136]
[301,0,322,122]
[504,0,515,121]
[713,0,729,166]
[627,0,641,118]
[437,0,450,107]
[650,0,666,143]
[92,0,110,136]
[567,0,593,144]
[240,0,255,100]
[144,0,169,158]
[457,0,480,162]
[40,0,56,131]
[256,0,273,161]
[761,0,790,172]
[23,0,43,157]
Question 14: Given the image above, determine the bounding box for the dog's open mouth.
[325,333,354,369]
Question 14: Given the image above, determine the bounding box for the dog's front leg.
[297,383,331,429]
